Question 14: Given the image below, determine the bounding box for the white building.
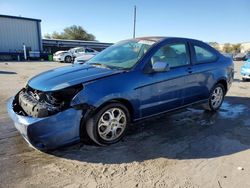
[0,14,42,56]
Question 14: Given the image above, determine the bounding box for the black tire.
[204,83,225,112]
[242,78,247,82]
[64,56,72,63]
[85,103,130,146]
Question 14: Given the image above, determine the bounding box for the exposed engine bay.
[13,85,83,118]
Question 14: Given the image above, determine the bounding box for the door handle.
[187,67,193,74]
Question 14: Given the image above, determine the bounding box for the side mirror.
[152,61,170,72]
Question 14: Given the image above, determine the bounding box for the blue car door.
[183,41,220,105]
[138,42,192,118]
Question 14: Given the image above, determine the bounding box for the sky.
[0,0,249,43]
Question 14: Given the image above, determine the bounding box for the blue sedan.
[7,37,234,150]
[241,59,250,81]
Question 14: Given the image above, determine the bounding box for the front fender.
[71,83,140,119]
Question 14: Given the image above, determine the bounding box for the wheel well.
[96,98,134,121]
[64,55,71,60]
[216,79,228,92]
[79,99,134,141]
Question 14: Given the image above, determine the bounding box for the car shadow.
[233,78,242,82]
[0,71,17,74]
[51,96,250,164]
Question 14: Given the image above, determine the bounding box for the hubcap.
[98,108,127,141]
[66,57,71,62]
[211,86,223,109]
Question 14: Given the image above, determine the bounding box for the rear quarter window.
[194,45,218,64]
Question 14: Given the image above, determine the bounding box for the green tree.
[44,25,96,41]
[44,33,51,39]
[45,31,66,39]
[223,43,233,53]
[231,44,241,53]
[222,43,242,53]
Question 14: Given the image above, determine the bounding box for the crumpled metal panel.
[7,97,84,150]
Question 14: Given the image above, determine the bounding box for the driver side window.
[151,43,189,68]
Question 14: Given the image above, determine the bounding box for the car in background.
[245,52,250,60]
[7,37,234,150]
[233,52,250,61]
[222,53,233,60]
[74,53,96,64]
[53,47,98,63]
[52,51,68,62]
[241,59,250,81]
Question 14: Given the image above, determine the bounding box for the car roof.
[135,36,166,42]
[134,36,203,43]
[55,50,66,53]
[70,47,86,50]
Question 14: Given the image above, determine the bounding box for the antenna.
[133,6,136,38]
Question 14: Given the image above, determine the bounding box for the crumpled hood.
[28,64,122,91]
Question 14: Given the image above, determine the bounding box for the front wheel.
[86,103,130,145]
[64,56,72,63]
[204,83,225,111]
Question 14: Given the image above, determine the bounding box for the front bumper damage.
[7,97,84,150]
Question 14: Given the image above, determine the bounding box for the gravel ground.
[0,61,250,188]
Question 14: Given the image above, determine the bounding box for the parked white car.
[53,51,69,62]
[73,47,98,63]
[74,54,96,64]
[53,47,98,63]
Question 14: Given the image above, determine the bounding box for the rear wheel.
[64,56,72,63]
[204,83,225,111]
[86,103,130,145]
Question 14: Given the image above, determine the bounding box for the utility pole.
[23,43,27,60]
[133,5,136,38]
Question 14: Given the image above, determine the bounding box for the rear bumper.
[7,98,83,150]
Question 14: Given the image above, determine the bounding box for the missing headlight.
[13,85,83,118]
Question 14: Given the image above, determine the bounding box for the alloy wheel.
[97,107,127,141]
[211,86,224,109]
[65,56,71,63]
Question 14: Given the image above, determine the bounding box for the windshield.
[68,48,76,52]
[87,39,155,69]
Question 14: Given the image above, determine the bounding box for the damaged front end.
[7,84,86,150]
[14,85,83,118]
